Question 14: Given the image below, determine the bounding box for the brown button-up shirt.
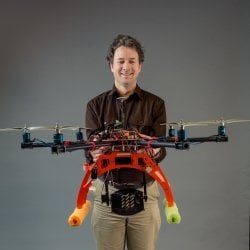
[85,85,167,185]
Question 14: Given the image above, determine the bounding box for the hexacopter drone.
[0,118,249,226]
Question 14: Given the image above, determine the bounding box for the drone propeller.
[161,118,250,138]
[161,118,250,127]
[193,118,250,126]
[42,125,88,132]
[160,120,208,140]
[161,120,208,128]
[0,125,87,133]
[0,124,87,144]
[0,126,49,132]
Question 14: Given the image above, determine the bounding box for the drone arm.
[21,142,53,149]
[21,134,228,154]
[187,135,228,143]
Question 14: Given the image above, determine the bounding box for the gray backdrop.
[0,0,249,250]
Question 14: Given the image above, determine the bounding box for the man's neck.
[115,84,136,98]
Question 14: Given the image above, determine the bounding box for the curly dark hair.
[106,34,145,64]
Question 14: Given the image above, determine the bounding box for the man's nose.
[122,61,130,70]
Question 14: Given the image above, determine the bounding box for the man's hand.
[137,133,161,158]
[89,146,110,162]
[89,133,161,162]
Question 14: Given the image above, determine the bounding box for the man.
[85,34,167,250]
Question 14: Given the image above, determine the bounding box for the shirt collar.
[108,84,143,100]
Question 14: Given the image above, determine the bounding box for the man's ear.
[109,63,114,72]
[138,63,142,73]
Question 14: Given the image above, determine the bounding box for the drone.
[0,118,249,226]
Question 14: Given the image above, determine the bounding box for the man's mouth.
[121,73,133,78]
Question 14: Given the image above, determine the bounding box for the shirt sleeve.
[84,100,100,163]
[152,98,167,163]
[85,100,102,138]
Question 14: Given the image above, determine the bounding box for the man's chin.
[121,82,133,88]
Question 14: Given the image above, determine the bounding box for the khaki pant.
[91,179,161,250]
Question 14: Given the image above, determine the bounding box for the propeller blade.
[60,126,85,131]
[220,119,250,124]
[0,127,24,132]
[0,125,88,132]
[161,121,208,127]
[161,118,250,127]
[193,118,250,125]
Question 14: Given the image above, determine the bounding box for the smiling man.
[85,34,167,250]
[110,45,142,97]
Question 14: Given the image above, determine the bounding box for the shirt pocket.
[129,117,154,135]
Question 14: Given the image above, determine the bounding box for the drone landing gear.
[68,152,181,226]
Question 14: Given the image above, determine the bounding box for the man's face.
[110,46,142,95]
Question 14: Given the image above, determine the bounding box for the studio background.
[0,0,249,250]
